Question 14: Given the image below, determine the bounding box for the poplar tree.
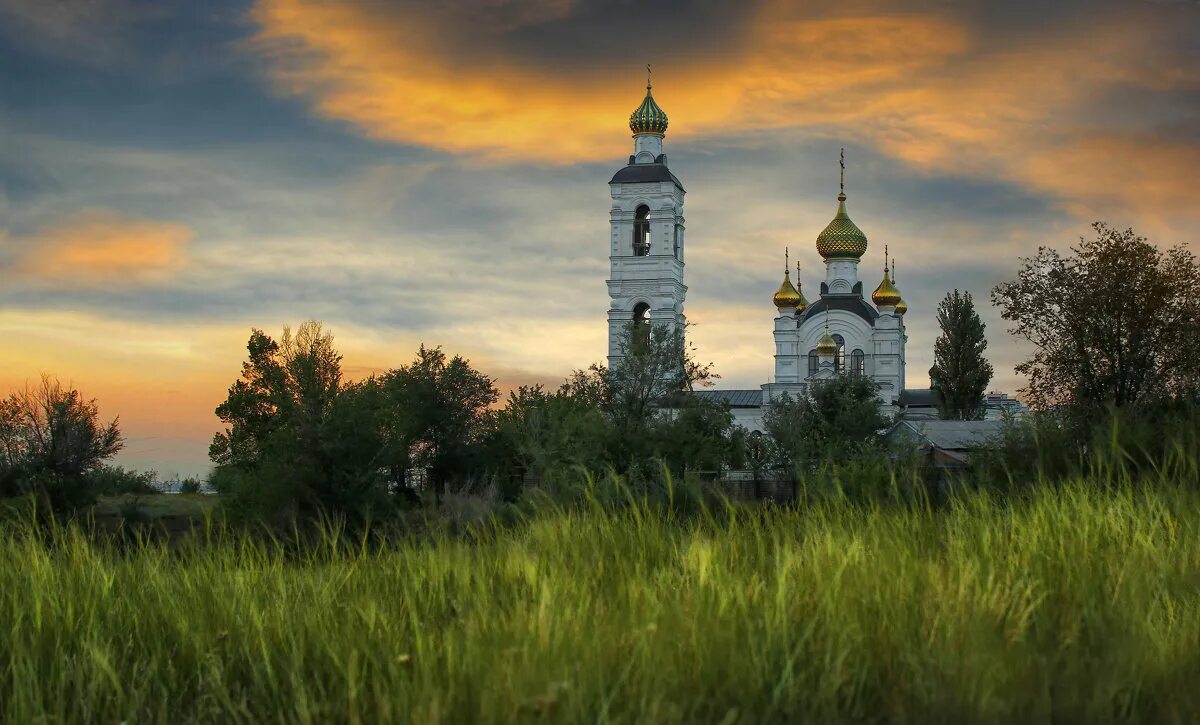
[930,290,993,420]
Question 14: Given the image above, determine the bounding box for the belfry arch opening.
[633,205,651,256]
[632,302,652,342]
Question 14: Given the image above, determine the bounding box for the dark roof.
[692,389,763,408]
[798,295,879,326]
[888,420,1007,450]
[609,162,685,191]
[897,388,938,407]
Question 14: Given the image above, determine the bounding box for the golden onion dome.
[629,80,668,136]
[816,329,839,357]
[815,192,868,260]
[871,267,902,307]
[895,298,908,315]
[772,270,802,310]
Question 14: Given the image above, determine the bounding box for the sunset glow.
[2,0,1196,476]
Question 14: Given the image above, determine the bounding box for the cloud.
[0,0,155,66]
[245,0,1200,225]
[9,210,193,284]
[246,0,962,162]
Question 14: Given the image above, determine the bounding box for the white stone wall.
[824,259,860,294]
[633,133,663,160]
[730,407,765,434]
[767,293,907,408]
[606,139,686,368]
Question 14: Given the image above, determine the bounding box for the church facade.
[606,76,915,432]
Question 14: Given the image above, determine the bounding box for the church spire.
[795,260,808,313]
[839,146,845,197]
[629,64,668,136]
[772,246,802,310]
[872,243,902,307]
[816,148,868,261]
[892,258,908,315]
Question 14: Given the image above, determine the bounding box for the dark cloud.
[3,0,1199,474]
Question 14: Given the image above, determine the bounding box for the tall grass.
[3,465,1200,722]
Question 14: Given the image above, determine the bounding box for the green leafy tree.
[992,222,1200,418]
[651,397,736,476]
[382,345,498,495]
[492,382,610,492]
[0,375,124,511]
[210,322,393,522]
[605,321,715,429]
[763,376,888,470]
[929,289,993,420]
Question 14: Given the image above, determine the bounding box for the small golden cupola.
[816,327,839,357]
[794,262,808,314]
[772,248,802,310]
[629,67,668,136]
[815,148,868,260]
[892,259,908,315]
[871,245,903,308]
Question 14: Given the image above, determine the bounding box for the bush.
[0,377,124,512]
[88,465,159,496]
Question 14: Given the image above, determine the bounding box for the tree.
[605,321,715,430]
[651,396,736,476]
[210,322,344,469]
[381,345,498,494]
[929,289,993,420]
[763,375,888,469]
[209,322,393,521]
[0,375,124,511]
[491,382,610,492]
[991,223,1200,417]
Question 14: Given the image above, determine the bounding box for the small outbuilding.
[886,419,1008,470]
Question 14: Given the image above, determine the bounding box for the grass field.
[3,473,1200,723]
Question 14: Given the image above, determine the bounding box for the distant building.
[606,73,919,432]
[984,391,1030,420]
[885,419,1008,469]
[893,389,1030,422]
[894,388,940,420]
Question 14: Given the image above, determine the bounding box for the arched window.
[632,302,651,342]
[808,351,819,377]
[632,206,651,256]
[633,302,651,325]
[832,334,846,373]
[673,224,681,260]
[851,349,865,376]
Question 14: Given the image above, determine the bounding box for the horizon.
[2,0,1197,478]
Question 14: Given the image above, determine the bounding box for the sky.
[1,0,1197,478]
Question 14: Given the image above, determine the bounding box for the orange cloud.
[248,0,1199,225]
[13,210,192,284]
[248,0,964,161]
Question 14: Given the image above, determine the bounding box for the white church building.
[606,75,926,432]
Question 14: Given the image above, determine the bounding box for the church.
[606,74,928,432]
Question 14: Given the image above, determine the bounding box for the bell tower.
[606,67,687,368]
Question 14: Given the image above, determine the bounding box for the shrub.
[89,465,159,496]
[0,376,124,512]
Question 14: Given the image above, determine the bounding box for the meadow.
[4,453,1200,725]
